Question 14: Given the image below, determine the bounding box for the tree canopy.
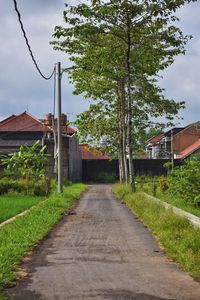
[51,0,196,184]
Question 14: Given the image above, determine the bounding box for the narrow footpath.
[7,185,200,300]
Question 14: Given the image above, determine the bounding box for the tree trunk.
[121,79,128,184]
[126,12,135,190]
[117,80,126,183]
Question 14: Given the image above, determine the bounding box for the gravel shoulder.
[6,184,200,300]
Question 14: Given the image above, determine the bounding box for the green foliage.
[51,0,190,166]
[113,183,200,278]
[135,175,200,218]
[0,195,43,224]
[0,178,50,197]
[151,177,158,196]
[167,155,200,206]
[164,161,173,172]
[159,175,168,192]
[136,175,146,189]
[1,141,47,180]
[51,179,72,191]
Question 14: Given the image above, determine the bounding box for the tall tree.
[51,0,195,184]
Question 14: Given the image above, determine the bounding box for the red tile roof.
[147,134,164,144]
[177,139,200,159]
[79,144,111,160]
[0,112,51,132]
[0,114,16,125]
[0,112,76,135]
[61,125,76,135]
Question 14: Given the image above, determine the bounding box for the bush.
[167,155,200,206]
[1,141,47,180]
[0,178,51,196]
[159,175,168,192]
[51,179,72,191]
[151,178,158,196]
[136,175,146,189]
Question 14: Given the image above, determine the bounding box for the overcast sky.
[0,0,200,127]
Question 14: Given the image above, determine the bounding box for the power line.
[12,0,55,80]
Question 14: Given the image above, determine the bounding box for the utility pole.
[171,129,174,170]
[56,62,63,193]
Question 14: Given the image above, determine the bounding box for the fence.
[82,159,181,182]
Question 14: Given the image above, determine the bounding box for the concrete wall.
[68,136,82,182]
[45,136,82,182]
[45,138,69,179]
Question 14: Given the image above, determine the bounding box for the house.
[79,144,111,160]
[0,111,81,181]
[146,122,200,160]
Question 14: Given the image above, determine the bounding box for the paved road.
[7,185,200,300]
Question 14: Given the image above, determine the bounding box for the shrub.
[51,179,72,191]
[136,175,146,189]
[151,178,158,196]
[33,179,51,196]
[1,141,47,180]
[0,178,51,196]
[159,175,168,192]
[167,155,200,206]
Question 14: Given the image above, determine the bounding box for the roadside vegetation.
[0,182,86,297]
[135,155,200,218]
[0,141,86,299]
[113,183,200,279]
[0,195,43,223]
[0,141,50,224]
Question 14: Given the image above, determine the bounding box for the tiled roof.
[0,112,52,132]
[147,134,164,144]
[61,125,76,135]
[79,144,111,160]
[0,115,16,125]
[0,112,76,135]
[177,139,200,159]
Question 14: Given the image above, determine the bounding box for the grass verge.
[0,183,86,296]
[138,180,200,218]
[113,183,200,279]
[0,195,44,223]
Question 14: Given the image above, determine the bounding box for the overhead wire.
[12,0,55,80]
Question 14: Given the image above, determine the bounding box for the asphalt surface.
[7,185,200,300]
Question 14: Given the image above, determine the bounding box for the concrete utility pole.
[56,62,63,193]
[171,129,174,170]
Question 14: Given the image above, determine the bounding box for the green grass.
[113,183,200,279]
[0,195,44,223]
[137,181,200,218]
[0,183,86,297]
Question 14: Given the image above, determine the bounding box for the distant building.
[0,111,81,181]
[146,122,200,160]
[79,144,111,160]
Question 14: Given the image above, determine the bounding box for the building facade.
[146,122,200,160]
